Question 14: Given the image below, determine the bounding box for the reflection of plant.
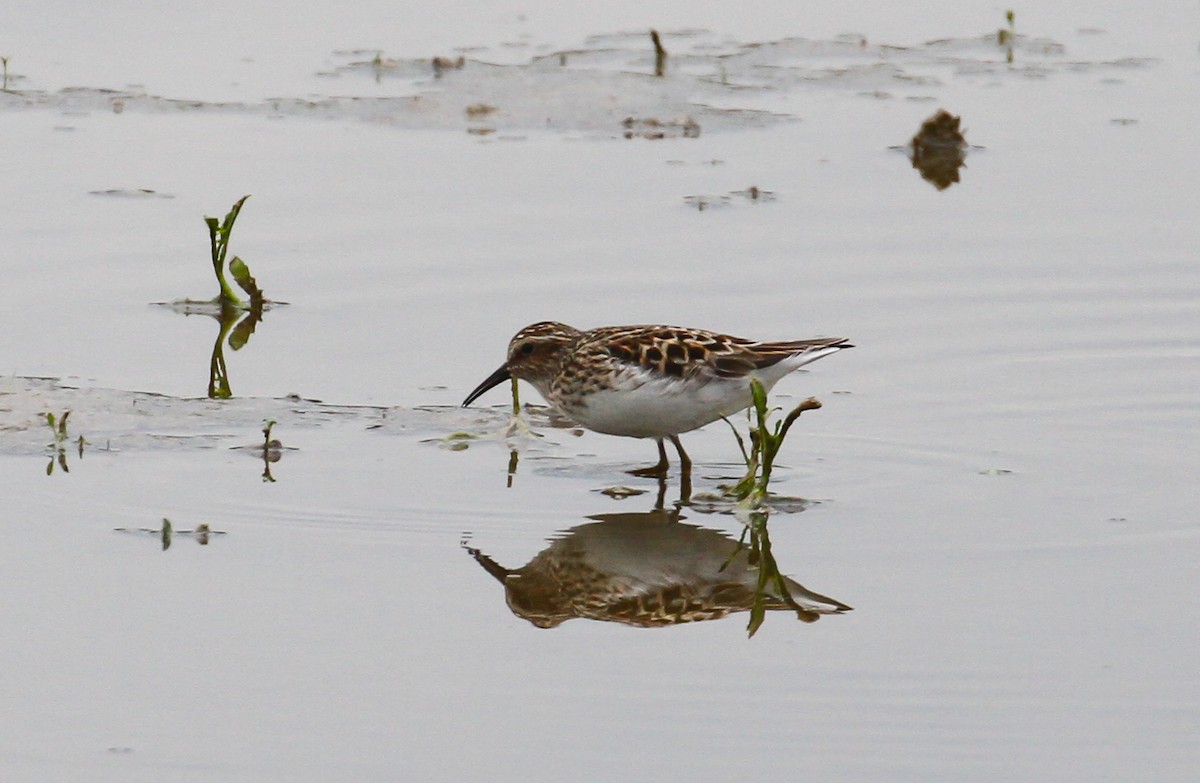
[715,381,846,635]
[207,306,262,398]
[204,195,263,310]
[726,379,822,507]
[722,509,824,637]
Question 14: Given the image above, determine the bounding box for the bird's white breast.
[569,371,755,438]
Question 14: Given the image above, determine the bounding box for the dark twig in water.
[650,30,667,77]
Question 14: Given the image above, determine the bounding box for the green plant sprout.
[726,379,822,507]
[998,10,1016,63]
[261,419,281,482]
[44,411,74,475]
[46,410,70,445]
[204,195,263,311]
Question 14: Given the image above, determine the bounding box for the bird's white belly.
[569,376,755,438]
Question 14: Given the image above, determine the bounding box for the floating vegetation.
[622,115,700,140]
[464,103,497,118]
[733,185,775,203]
[2,29,1150,137]
[115,518,226,550]
[432,55,465,78]
[726,379,823,509]
[87,188,175,199]
[1,376,433,459]
[908,108,968,190]
[683,185,774,211]
[597,486,648,499]
[435,431,482,451]
[683,193,731,211]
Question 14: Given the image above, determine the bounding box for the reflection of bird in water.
[466,510,851,629]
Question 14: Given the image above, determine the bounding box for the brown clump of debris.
[432,56,465,78]
[909,109,968,190]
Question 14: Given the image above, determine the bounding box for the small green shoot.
[261,419,281,482]
[727,379,822,507]
[998,10,1016,63]
[503,376,539,439]
[204,195,263,310]
[46,410,70,445]
[44,411,75,475]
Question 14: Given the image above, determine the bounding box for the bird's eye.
[519,342,535,355]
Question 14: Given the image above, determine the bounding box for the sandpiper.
[462,322,852,476]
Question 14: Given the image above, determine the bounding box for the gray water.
[2,3,1198,781]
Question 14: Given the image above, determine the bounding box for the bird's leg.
[668,435,692,475]
[629,438,670,477]
[669,435,693,502]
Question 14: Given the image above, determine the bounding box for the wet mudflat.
[2,2,1199,781]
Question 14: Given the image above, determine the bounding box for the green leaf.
[228,256,262,301]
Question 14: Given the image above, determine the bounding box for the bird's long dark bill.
[462,363,511,407]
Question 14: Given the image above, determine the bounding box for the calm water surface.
[2,2,1198,781]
